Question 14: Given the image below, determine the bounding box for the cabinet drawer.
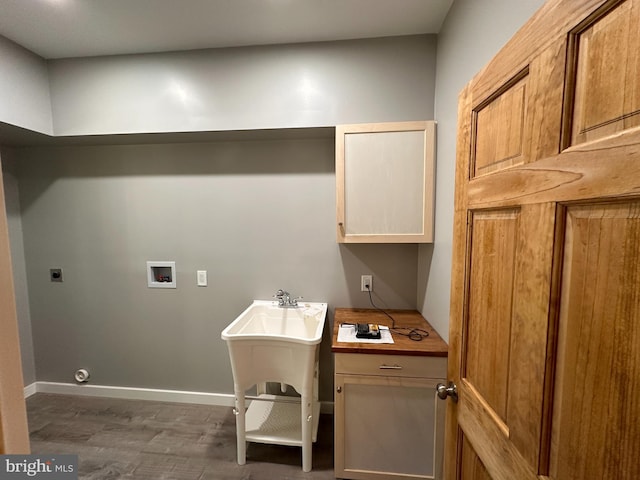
[335,353,446,378]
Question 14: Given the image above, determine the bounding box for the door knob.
[436,382,458,403]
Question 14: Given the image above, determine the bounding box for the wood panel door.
[446,1,640,479]
[0,161,30,453]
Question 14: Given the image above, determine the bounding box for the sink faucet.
[274,289,302,308]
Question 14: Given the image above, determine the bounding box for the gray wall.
[1,34,436,395]
[417,0,546,342]
[49,35,436,136]
[5,139,418,400]
[1,1,552,397]
[1,154,36,386]
[0,36,53,135]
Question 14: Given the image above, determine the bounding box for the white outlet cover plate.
[361,275,373,292]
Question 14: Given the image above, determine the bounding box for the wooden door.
[446,1,640,479]
[0,161,30,453]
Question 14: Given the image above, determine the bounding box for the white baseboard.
[23,382,37,398]
[31,381,236,406]
[25,381,334,414]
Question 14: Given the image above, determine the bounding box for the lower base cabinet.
[334,353,446,480]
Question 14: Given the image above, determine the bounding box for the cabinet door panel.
[335,374,444,480]
[336,121,435,243]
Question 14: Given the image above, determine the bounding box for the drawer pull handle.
[379,364,403,370]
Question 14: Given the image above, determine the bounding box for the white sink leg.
[301,393,312,472]
[234,389,246,465]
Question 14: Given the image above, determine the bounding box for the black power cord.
[366,286,429,341]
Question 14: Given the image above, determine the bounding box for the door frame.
[0,159,30,453]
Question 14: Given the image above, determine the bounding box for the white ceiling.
[0,0,453,60]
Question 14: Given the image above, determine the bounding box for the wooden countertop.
[332,308,448,357]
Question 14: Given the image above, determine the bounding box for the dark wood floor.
[27,393,335,480]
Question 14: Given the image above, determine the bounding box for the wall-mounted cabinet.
[336,121,436,243]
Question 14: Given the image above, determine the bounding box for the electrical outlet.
[360,275,373,292]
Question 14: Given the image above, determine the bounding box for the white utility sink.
[221,299,328,472]
[221,300,327,345]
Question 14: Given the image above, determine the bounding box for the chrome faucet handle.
[274,289,289,306]
[273,290,301,307]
